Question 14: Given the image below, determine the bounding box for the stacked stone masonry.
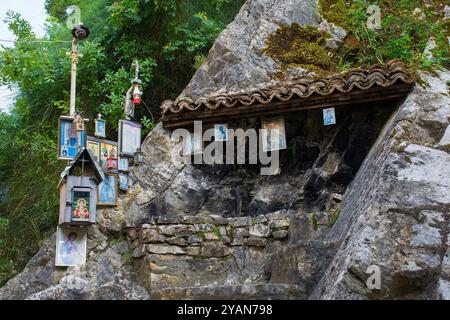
[127,211,293,259]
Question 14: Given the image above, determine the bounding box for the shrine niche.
[58,148,104,225]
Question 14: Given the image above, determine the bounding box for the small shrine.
[58,148,104,225]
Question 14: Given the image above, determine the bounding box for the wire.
[0,38,71,43]
[141,99,155,123]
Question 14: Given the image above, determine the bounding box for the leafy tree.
[0,0,244,285]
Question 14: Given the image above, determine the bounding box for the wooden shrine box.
[58,148,104,226]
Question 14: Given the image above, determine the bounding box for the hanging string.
[141,99,155,124]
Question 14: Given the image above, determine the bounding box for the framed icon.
[118,157,129,172]
[55,226,87,267]
[323,108,336,126]
[119,173,129,191]
[94,118,106,138]
[119,120,142,157]
[214,124,228,141]
[97,173,118,206]
[87,140,100,163]
[58,115,87,160]
[261,117,287,152]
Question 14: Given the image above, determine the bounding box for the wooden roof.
[58,148,104,188]
[160,60,416,128]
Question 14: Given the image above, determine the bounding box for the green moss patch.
[263,23,336,75]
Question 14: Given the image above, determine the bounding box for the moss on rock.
[263,23,336,75]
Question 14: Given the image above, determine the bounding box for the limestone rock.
[146,244,186,255]
[272,229,288,239]
[268,219,289,229]
[179,0,320,101]
[249,223,271,237]
[200,242,230,258]
[246,237,268,247]
[139,228,165,243]
[312,70,450,300]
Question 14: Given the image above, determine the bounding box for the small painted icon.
[323,108,336,126]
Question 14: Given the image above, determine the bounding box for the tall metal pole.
[69,38,79,116]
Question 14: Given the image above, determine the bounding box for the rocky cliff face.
[179,0,319,100]
[1,0,450,300]
[312,70,450,300]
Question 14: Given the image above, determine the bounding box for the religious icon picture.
[94,116,106,138]
[214,124,228,141]
[261,117,287,152]
[99,141,118,169]
[58,116,86,160]
[118,157,129,172]
[323,107,336,126]
[119,174,129,191]
[107,157,118,169]
[97,173,118,206]
[55,226,87,267]
[119,120,142,157]
[71,187,91,222]
[87,140,100,163]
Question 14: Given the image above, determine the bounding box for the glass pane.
[72,190,90,221]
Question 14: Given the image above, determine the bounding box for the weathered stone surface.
[233,217,252,227]
[139,228,165,243]
[232,227,249,238]
[146,244,186,255]
[186,235,203,244]
[266,210,287,220]
[265,241,336,295]
[151,284,305,300]
[158,224,195,236]
[200,242,231,258]
[246,237,268,247]
[268,219,289,229]
[204,232,220,241]
[312,70,450,300]
[186,246,201,256]
[156,215,180,224]
[210,215,228,225]
[249,224,271,237]
[0,235,149,300]
[194,223,215,232]
[178,0,320,101]
[165,237,188,247]
[272,229,288,239]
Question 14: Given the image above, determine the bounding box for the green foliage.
[267,1,449,76]
[319,0,449,72]
[212,226,221,238]
[0,0,244,285]
[121,250,133,264]
[327,208,341,228]
[310,212,318,231]
[193,53,207,70]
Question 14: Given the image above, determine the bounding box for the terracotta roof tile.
[161,60,416,117]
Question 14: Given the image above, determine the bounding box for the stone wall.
[124,210,336,299]
[128,211,290,256]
